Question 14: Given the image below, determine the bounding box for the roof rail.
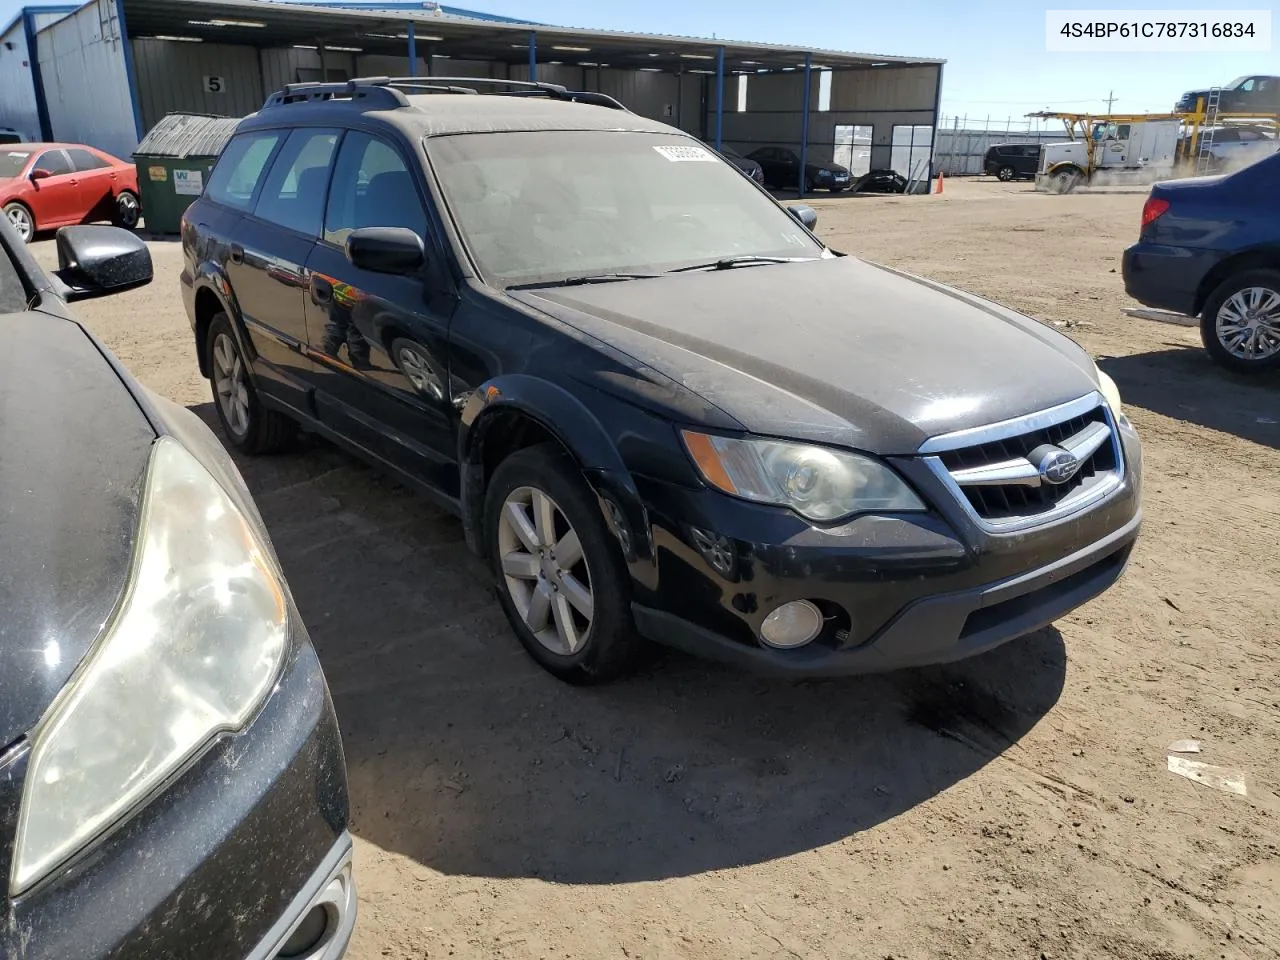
[379,76,630,111]
[262,76,632,112]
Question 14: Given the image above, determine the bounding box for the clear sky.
[4,0,1275,124]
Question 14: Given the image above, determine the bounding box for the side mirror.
[345,227,425,275]
[29,168,51,181]
[55,225,153,302]
[788,204,818,230]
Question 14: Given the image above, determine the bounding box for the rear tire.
[1199,269,1280,374]
[113,190,140,229]
[484,444,644,684]
[206,312,297,453]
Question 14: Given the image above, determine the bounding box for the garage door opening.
[890,124,934,182]
[833,124,872,177]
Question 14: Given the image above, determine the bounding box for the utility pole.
[1104,90,1118,114]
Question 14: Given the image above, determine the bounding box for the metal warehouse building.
[1,0,943,187]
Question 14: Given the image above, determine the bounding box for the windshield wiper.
[666,255,816,273]
[509,272,661,290]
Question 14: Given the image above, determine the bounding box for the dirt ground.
[34,176,1280,960]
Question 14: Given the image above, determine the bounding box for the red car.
[0,142,140,243]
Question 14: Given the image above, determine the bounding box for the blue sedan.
[1122,153,1279,373]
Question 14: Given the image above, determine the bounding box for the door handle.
[310,275,333,305]
[229,243,244,264]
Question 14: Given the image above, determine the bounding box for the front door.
[27,149,83,226]
[303,130,459,494]
[227,127,340,415]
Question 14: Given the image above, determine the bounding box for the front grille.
[931,401,1121,525]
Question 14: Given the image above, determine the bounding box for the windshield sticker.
[7,152,27,157]
[653,145,716,163]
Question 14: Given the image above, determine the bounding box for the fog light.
[759,600,824,649]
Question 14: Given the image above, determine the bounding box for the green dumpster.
[132,113,239,235]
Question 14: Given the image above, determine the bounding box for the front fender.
[457,374,653,564]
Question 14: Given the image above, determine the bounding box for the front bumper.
[1122,241,1219,316]
[1,633,352,960]
[627,422,1142,677]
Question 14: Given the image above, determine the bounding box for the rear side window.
[67,148,109,172]
[0,133,21,145]
[253,128,340,237]
[324,132,427,245]
[205,131,282,211]
[33,150,72,176]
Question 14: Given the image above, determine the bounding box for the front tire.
[4,201,34,243]
[484,444,643,684]
[206,312,297,453]
[997,165,1016,182]
[1199,269,1280,373]
[1048,168,1082,194]
[113,190,140,229]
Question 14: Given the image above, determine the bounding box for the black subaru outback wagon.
[181,77,1142,684]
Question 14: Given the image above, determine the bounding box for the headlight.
[11,437,289,895]
[817,169,832,177]
[682,431,925,522]
[1095,365,1124,415]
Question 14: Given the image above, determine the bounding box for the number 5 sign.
[203,76,225,93]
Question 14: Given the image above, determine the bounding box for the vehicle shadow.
[188,403,1067,884]
[1099,346,1280,449]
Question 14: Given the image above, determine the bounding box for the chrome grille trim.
[918,392,1126,533]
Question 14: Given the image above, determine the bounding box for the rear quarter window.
[205,131,283,210]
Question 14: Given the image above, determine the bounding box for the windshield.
[1228,76,1250,89]
[427,131,823,286]
[0,150,33,179]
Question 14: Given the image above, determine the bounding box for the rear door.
[65,147,116,220]
[227,127,340,415]
[27,149,83,226]
[302,129,459,493]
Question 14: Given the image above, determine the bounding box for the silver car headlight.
[10,436,289,895]
[682,431,925,522]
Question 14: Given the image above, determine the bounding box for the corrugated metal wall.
[131,38,264,131]
[36,0,138,159]
[0,18,40,140]
[260,47,357,94]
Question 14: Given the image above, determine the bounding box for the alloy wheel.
[5,205,32,243]
[496,485,594,656]
[1216,286,1280,361]
[394,342,444,399]
[213,333,251,437]
[117,192,140,228]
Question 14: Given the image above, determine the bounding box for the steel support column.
[714,45,725,150]
[798,53,812,197]
[406,23,416,77]
[528,30,537,82]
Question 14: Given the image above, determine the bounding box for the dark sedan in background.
[1123,152,1279,373]
[747,146,852,191]
[715,144,765,185]
[0,220,353,958]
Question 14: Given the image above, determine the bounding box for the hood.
[512,257,1099,454]
[0,311,154,748]
[813,161,849,174]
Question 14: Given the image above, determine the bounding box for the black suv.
[181,77,1142,684]
[984,143,1041,181]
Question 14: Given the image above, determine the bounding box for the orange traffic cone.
[934,171,944,194]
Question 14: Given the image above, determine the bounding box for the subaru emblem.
[1035,446,1082,485]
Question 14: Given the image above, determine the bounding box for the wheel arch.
[1193,246,1280,316]
[191,276,251,378]
[457,375,650,564]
